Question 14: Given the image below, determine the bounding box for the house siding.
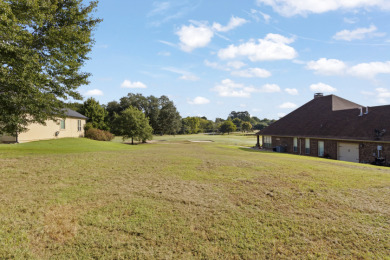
[262,135,390,165]
[1,117,86,143]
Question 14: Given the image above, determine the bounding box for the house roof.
[258,94,390,142]
[64,108,88,119]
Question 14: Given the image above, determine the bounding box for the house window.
[318,141,324,157]
[293,137,298,152]
[60,119,66,130]
[77,120,82,132]
[263,136,272,148]
[305,138,310,154]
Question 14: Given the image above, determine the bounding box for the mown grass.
[113,132,258,147]
[0,137,389,259]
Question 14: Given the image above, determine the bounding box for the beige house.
[0,109,88,143]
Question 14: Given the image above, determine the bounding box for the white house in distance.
[0,109,88,143]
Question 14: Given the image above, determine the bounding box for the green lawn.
[0,137,389,259]
[113,132,258,147]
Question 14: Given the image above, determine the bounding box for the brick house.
[256,93,390,165]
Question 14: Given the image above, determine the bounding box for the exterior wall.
[360,142,390,164]
[262,134,390,165]
[265,136,337,159]
[1,117,86,143]
[271,136,293,153]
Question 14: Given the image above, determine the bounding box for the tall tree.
[113,106,153,145]
[80,97,108,130]
[241,121,252,132]
[219,120,237,135]
[157,100,181,135]
[228,111,251,122]
[0,0,100,140]
[183,117,200,134]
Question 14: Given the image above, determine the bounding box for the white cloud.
[162,67,199,81]
[212,16,248,32]
[85,89,103,96]
[343,17,359,24]
[227,61,246,69]
[212,79,254,98]
[212,79,278,98]
[310,82,337,93]
[371,88,390,104]
[231,68,271,78]
[279,102,297,109]
[176,24,214,52]
[218,33,297,61]
[306,58,347,75]
[256,0,390,17]
[333,25,385,41]
[158,40,176,47]
[188,96,210,105]
[249,9,271,23]
[121,80,147,89]
[277,112,286,118]
[260,83,281,93]
[148,2,171,17]
[180,75,200,81]
[285,88,298,95]
[204,60,230,71]
[348,61,390,78]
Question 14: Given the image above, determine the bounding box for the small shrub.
[85,128,114,141]
[84,122,94,131]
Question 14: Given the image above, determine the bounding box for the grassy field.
[0,137,389,259]
[113,132,258,147]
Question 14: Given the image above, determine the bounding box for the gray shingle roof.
[64,108,88,119]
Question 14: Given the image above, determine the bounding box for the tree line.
[69,94,276,141]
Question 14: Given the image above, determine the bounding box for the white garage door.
[338,143,359,163]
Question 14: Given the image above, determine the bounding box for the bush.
[85,128,114,141]
[84,122,94,131]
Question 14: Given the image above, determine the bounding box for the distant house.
[256,93,390,165]
[0,109,87,143]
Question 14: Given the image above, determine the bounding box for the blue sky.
[80,0,390,120]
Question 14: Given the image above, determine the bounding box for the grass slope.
[0,137,389,259]
[113,132,258,147]
[0,138,138,158]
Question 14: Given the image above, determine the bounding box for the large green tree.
[219,120,236,135]
[0,0,100,140]
[80,97,108,130]
[107,94,181,135]
[113,106,153,145]
[157,98,181,135]
[241,121,252,132]
[228,111,251,122]
[181,117,200,134]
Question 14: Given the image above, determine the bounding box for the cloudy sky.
[80,0,390,119]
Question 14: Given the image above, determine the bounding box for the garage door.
[338,143,359,163]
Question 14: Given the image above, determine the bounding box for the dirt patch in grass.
[44,205,79,243]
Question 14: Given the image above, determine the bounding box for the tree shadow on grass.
[238,147,274,153]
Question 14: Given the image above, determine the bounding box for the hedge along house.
[0,109,87,143]
[256,93,390,165]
